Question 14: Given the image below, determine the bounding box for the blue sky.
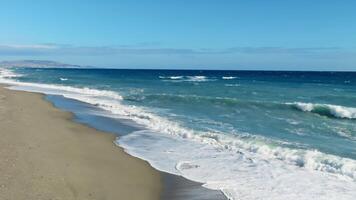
[0,0,355,70]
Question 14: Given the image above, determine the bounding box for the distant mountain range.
[0,60,84,68]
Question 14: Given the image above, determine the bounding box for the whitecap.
[186,76,209,82]
[287,102,356,119]
[0,68,23,78]
[159,76,183,80]
[222,76,237,80]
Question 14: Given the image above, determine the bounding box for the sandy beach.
[0,86,161,200]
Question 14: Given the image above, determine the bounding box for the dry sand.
[0,86,161,200]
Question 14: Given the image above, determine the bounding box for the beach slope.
[0,86,161,200]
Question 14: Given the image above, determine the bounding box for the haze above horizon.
[0,0,355,71]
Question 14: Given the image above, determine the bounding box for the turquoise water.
[1,67,356,199]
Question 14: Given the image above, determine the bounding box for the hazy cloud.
[224,47,341,54]
[0,44,344,56]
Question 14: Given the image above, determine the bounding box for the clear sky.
[0,0,355,70]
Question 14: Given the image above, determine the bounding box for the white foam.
[186,76,208,82]
[0,68,23,78]
[288,102,356,119]
[159,76,184,80]
[118,130,356,200]
[222,76,237,80]
[60,77,68,81]
[159,75,214,82]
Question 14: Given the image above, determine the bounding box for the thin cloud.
[1,44,58,49]
[223,47,341,54]
[0,44,345,56]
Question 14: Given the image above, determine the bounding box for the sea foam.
[118,130,356,200]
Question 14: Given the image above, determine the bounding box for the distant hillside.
[0,60,82,68]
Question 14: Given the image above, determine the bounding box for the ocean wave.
[124,94,356,120]
[0,68,23,78]
[222,76,237,80]
[125,93,356,141]
[159,76,183,80]
[186,75,206,81]
[159,75,214,82]
[288,102,356,119]
[0,74,123,101]
[59,77,68,81]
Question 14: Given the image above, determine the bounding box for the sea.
[0,67,355,200]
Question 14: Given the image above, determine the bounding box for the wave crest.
[159,76,183,80]
[222,76,237,80]
[288,102,356,119]
[159,75,214,82]
[0,68,23,78]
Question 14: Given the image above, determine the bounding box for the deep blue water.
[1,67,356,199]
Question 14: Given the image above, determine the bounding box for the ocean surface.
[1,67,356,199]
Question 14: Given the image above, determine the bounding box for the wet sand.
[160,172,227,200]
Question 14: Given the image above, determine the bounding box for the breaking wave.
[159,75,214,82]
[159,76,183,80]
[288,102,356,119]
[0,68,23,78]
[222,76,237,80]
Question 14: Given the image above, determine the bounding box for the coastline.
[0,86,161,200]
[44,94,228,200]
[0,85,227,200]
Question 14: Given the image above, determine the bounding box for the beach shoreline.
[0,86,161,200]
[0,85,227,200]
